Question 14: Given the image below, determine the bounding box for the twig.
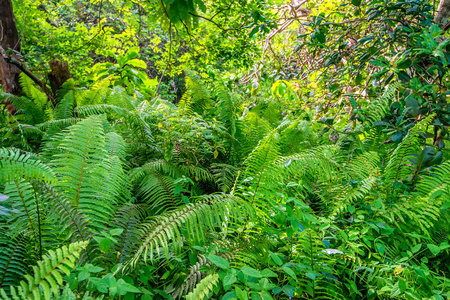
[323,122,362,135]
[0,46,55,104]
[155,23,173,95]
[210,4,232,20]
[188,12,243,32]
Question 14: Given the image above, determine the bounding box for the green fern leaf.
[129,194,253,266]
[0,148,56,184]
[0,241,88,300]
[0,234,30,290]
[185,273,219,300]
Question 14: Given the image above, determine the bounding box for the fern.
[0,234,30,290]
[106,86,138,111]
[172,255,209,299]
[54,90,76,120]
[112,203,144,263]
[131,159,214,213]
[243,131,279,187]
[213,84,245,162]
[239,111,273,157]
[80,77,111,105]
[129,194,254,266]
[105,132,127,159]
[137,171,181,213]
[415,161,450,199]
[292,229,342,299]
[364,82,400,124]
[76,104,127,117]
[0,241,88,300]
[40,186,95,263]
[329,151,380,215]
[50,116,125,231]
[130,159,182,181]
[3,180,39,237]
[36,118,82,133]
[278,119,316,155]
[210,163,238,192]
[0,93,45,125]
[185,273,219,300]
[51,116,106,205]
[385,115,433,187]
[0,148,56,183]
[179,76,212,116]
[19,74,47,109]
[214,84,239,138]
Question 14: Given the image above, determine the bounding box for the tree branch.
[0,46,55,104]
[188,12,243,32]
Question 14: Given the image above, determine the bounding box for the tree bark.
[48,59,71,97]
[0,0,21,114]
[435,0,450,31]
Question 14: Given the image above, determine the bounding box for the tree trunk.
[435,0,450,31]
[0,0,21,114]
[48,59,71,97]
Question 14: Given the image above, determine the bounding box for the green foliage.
[130,193,254,265]
[0,241,88,300]
[185,273,219,300]
[179,76,212,116]
[0,148,56,184]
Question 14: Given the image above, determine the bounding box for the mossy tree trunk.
[0,0,21,114]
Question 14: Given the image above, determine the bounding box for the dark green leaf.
[207,254,230,269]
[241,266,262,278]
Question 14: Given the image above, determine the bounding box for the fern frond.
[83,156,128,228]
[54,90,76,120]
[328,151,380,214]
[243,131,279,180]
[129,194,253,266]
[76,104,127,117]
[385,115,434,186]
[251,97,283,126]
[415,161,450,199]
[112,203,144,263]
[105,132,127,159]
[364,82,400,124]
[277,145,340,185]
[80,77,111,105]
[180,165,214,183]
[0,241,88,300]
[137,171,181,213]
[36,118,83,137]
[0,93,44,125]
[19,74,47,108]
[185,274,219,300]
[0,123,43,144]
[210,163,238,192]
[0,233,30,290]
[172,255,209,299]
[51,116,107,206]
[41,186,94,262]
[106,86,137,110]
[50,116,124,231]
[239,111,273,156]
[293,229,342,299]
[279,119,316,155]
[130,159,182,182]
[179,76,211,116]
[3,180,38,237]
[213,84,239,137]
[347,151,380,180]
[0,148,56,183]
